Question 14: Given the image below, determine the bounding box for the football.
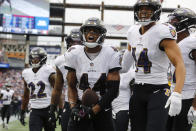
[82,89,99,107]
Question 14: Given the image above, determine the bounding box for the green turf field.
[1,118,196,131]
[0,118,61,131]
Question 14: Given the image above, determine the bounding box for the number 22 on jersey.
[28,81,47,99]
[132,47,152,73]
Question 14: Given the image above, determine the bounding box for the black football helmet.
[80,17,107,48]
[66,28,83,49]
[134,0,162,25]
[29,47,47,68]
[168,8,196,33]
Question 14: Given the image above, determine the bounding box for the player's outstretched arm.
[161,39,186,117]
[162,39,186,93]
[67,70,78,108]
[50,67,63,106]
[49,67,62,129]
[21,79,30,111]
[20,79,29,126]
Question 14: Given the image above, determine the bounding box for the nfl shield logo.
[90,63,94,66]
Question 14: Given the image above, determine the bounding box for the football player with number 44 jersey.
[20,47,56,131]
[125,0,186,131]
[66,17,121,131]
[50,17,121,131]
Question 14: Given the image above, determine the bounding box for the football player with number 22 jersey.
[20,47,56,131]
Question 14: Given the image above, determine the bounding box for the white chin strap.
[177,28,196,34]
[32,63,41,68]
[138,21,153,26]
[83,34,102,48]
[84,42,98,48]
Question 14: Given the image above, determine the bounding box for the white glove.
[165,92,182,116]
[187,106,196,124]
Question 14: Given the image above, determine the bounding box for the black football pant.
[129,84,169,131]
[1,105,11,124]
[67,109,115,131]
[29,106,54,131]
[61,101,71,131]
[166,98,193,131]
[113,110,129,131]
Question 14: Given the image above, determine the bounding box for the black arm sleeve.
[97,80,120,110]
[64,66,76,71]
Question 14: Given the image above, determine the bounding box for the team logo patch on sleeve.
[169,28,176,37]
[67,47,75,52]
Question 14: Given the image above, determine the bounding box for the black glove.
[57,108,63,125]
[70,104,86,122]
[80,105,95,120]
[48,104,57,129]
[20,110,26,126]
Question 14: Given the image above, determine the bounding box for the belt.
[135,82,168,86]
[134,83,169,91]
[135,82,152,86]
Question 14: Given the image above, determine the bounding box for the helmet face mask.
[80,17,107,48]
[137,5,154,26]
[134,0,162,26]
[29,47,47,69]
[66,28,83,49]
[168,8,196,33]
[84,27,101,43]
[30,55,42,68]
